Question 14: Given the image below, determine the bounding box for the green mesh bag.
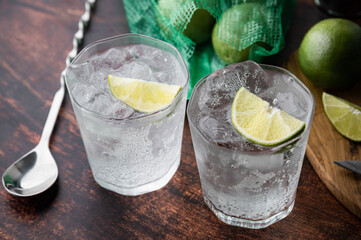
[123,0,295,98]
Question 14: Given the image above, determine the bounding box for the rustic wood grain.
[284,51,361,218]
[0,0,361,239]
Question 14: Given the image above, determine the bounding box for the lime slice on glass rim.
[322,92,361,142]
[108,75,182,113]
[231,87,306,146]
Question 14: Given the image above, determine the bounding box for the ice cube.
[102,48,133,70]
[66,62,93,85]
[71,84,100,107]
[88,69,111,94]
[86,91,134,119]
[71,82,134,119]
[148,49,173,70]
[129,61,152,80]
[86,93,111,114]
[276,92,296,114]
[88,57,106,72]
[128,44,164,61]
[105,98,134,119]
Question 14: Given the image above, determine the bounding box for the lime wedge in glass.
[108,75,182,113]
[322,92,361,142]
[231,87,306,146]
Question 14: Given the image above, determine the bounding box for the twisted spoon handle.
[39,0,96,146]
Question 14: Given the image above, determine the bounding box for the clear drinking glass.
[187,61,315,229]
[65,34,189,196]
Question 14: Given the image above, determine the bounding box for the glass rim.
[64,33,190,122]
[187,62,315,155]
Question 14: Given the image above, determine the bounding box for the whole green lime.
[298,18,361,89]
[211,3,270,64]
[212,23,251,64]
[158,0,215,44]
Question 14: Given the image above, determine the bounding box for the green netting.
[122,0,295,98]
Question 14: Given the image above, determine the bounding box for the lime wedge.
[108,75,182,113]
[322,92,361,142]
[231,87,306,146]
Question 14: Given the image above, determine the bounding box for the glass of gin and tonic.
[187,61,314,229]
[65,34,189,196]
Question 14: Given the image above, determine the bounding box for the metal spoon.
[2,0,96,197]
[2,79,64,197]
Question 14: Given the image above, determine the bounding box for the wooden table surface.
[1,0,360,239]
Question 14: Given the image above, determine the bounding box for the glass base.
[93,159,180,196]
[204,196,295,229]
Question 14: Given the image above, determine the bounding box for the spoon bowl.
[2,145,58,197]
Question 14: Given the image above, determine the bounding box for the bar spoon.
[2,78,64,197]
[2,0,95,197]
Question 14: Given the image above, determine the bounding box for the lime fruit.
[212,24,251,64]
[211,3,271,64]
[231,87,306,146]
[108,75,182,113]
[158,0,215,44]
[322,92,361,141]
[298,18,361,89]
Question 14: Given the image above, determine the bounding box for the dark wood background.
[0,0,360,239]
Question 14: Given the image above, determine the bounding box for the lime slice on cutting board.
[231,87,306,146]
[108,75,182,113]
[322,92,361,142]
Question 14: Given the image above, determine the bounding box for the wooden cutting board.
[284,51,361,218]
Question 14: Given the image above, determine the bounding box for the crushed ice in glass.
[189,60,310,151]
[66,44,185,119]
